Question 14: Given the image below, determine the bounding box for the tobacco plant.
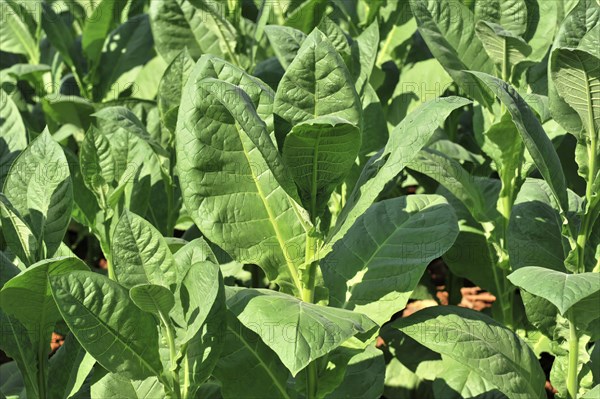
[0,0,598,399]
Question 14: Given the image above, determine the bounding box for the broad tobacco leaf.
[225,287,377,376]
[322,195,459,326]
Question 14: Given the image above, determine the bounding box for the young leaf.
[157,49,194,133]
[264,25,307,70]
[80,126,115,207]
[551,48,600,152]
[50,271,163,380]
[383,306,547,399]
[2,130,73,258]
[176,75,309,295]
[508,267,600,315]
[0,91,27,188]
[327,97,470,251]
[409,0,495,107]
[226,287,377,376]
[150,0,227,63]
[322,195,459,326]
[475,21,532,77]
[112,210,178,289]
[549,0,599,133]
[274,28,362,141]
[130,284,175,316]
[473,0,529,36]
[469,71,570,213]
[282,116,361,217]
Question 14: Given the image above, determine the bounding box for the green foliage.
[0,1,598,398]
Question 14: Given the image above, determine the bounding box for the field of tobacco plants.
[0,0,598,398]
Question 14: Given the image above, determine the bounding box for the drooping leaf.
[327,97,470,251]
[384,306,547,399]
[50,271,163,380]
[469,71,570,212]
[176,73,309,295]
[0,257,89,328]
[2,130,73,259]
[0,194,37,266]
[322,195,459,325]
[226,287,377,376]
[282,116,361,217]
[508,267,600,315]
[112,210,178,289]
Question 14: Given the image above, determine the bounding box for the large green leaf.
[94,15,154,101]
[274,28,361,141]
[3,130,73,258]
[50,271,162,380]
[322,195,458,325]
[0,91,26,189]
[212,312,292,399]
[176,74,309,295]
[469,71,570,212]
[282,116,361,217]
[409,0,495,107]
[384,306,547,399]
[130,284,175,316]
[473,0,529,36]
[112,210,178,289]
[327,97,470,251]
[508,267,600,315]
[81,0,125,67]
[226,288,377,376]
[0,0,38,61]
[0,257,88,328]
[432,357,506,399]
[90,373,164,399]
[551,48,600,151]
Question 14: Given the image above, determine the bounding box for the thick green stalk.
[37,327,48,399]
[567,317,579,399]
[301,232,319,398]
[159,312,181,399]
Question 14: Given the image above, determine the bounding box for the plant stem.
[305,362,318,399]
[301,232,319,398]
[567,317,579,399]
[159,311,181,399]
[37,327,48,399]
